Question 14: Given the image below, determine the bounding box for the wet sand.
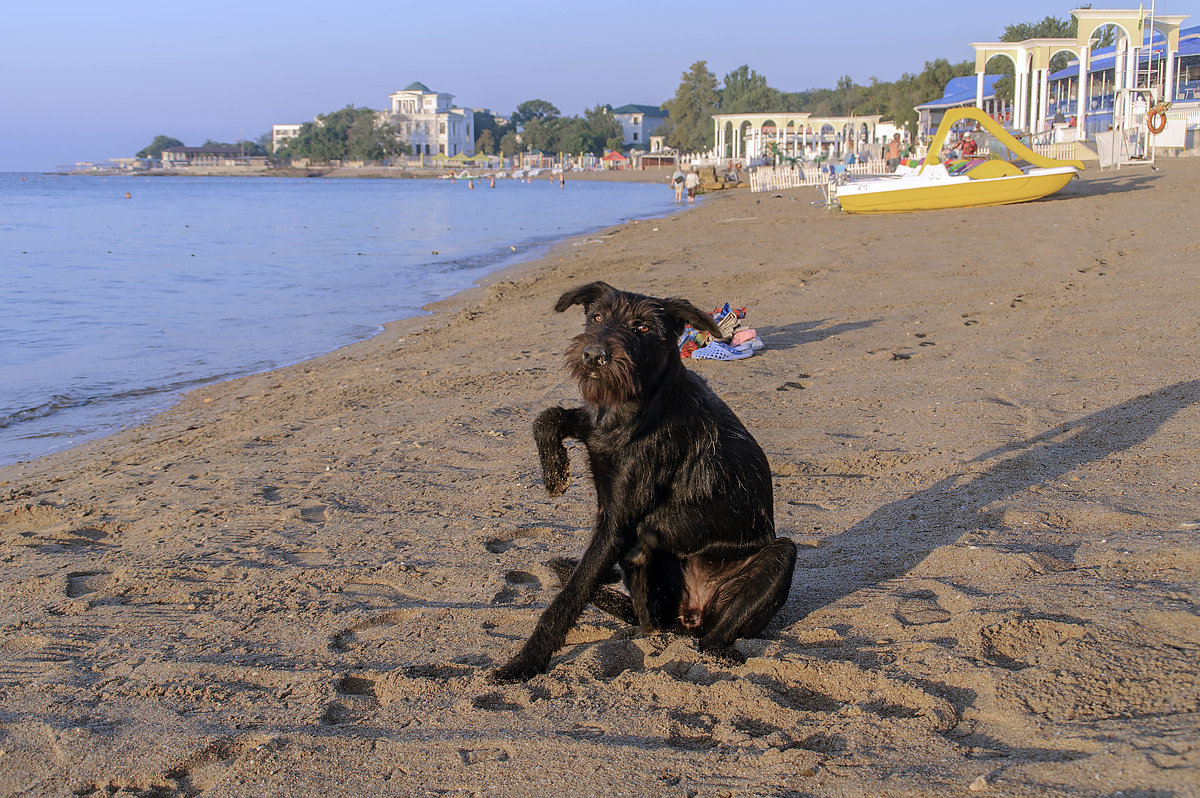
[2,160,1198,797]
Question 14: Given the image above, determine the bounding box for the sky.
[1,1,1173,171]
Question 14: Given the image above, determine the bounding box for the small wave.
[0,369,254,431]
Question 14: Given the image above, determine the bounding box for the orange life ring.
[1147,106,1169,134]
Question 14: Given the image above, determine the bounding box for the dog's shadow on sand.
[755,319,879,352]
[781,378,1200,621]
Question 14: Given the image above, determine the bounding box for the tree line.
[660,9,1112,151]
[137,9,1102,163]
[136,134,270,159]
[472,99,624,157]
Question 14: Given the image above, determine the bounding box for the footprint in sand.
[298,505,327,523]
[329,608,417,652]
[65,570,112,599]
[980,616,1087,670]
[492,570,541,604]
[483,525,551,554]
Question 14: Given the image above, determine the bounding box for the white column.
[976,71,985,108]
[1164,47,1176,102]
[1125,35,1137,128]
[1040,67,1051,132]
[1077,46,1089,137]
[1015,67,1026,130]
[1114,34,1127,127]
[1037,68,1045,132]
[1029,69,1039,132]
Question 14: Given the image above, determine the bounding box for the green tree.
[520,116,561,153]
[512,99,561,127]
[720,65,782,114]
[277,105,406,163]
[555,117,589,155]
[475,128,496,155]
[583,104,623,154]
[347,114,408,161]
[662,60,721,152]
[136,135,184,159]
[473,110,508,151]
[201,138,268,156]
[498,131,521,156]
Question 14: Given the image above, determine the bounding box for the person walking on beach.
[671,165,685,202]
[684,168,700,203]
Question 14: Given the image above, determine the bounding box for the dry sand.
[2,161,1198,797]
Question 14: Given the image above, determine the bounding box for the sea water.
[0,173,680,465]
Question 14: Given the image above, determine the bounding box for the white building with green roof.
[387,81,475,157]
[611,104,668,149]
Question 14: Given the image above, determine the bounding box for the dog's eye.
[592,313,603,323]
[635,323,650,334]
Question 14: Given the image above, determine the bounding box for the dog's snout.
[581,345,609,368]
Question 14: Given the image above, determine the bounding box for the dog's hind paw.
[696,641,747,668]
[490,658,544,683]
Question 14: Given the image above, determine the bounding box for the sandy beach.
[2,160,1198,797]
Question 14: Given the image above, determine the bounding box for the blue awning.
[916,74,1002,110]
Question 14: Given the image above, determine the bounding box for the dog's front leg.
[492,523,624,682]
[533,407,591,497]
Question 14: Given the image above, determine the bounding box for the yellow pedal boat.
[836,107,1084,214]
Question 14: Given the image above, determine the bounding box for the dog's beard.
[565,337,640,407]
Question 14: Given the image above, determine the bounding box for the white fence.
[748,161,891,193]
[1030,141,1078,161]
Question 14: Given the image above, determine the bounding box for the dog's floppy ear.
[554,281,614,313]
[663,297,722,338]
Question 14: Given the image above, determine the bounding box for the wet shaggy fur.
[493,281,797,682]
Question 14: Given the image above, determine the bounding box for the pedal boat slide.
[836,107,1085,214]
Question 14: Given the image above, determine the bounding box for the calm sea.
[0,173,679,465]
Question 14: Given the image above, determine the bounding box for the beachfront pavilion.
[711,113,883,162]
[970,8,1191,141]
[1046,21,1200,139]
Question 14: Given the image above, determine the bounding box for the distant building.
[271,124,302,153]
[160,146,265,169]
[387,81,474,157]
[611,104,668,148]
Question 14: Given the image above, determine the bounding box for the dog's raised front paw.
[540,447,571,496]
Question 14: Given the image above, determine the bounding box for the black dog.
[493,281,796,682]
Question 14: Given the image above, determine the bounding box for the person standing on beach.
[684,168,700,203]
[886,133,902,171]
[671,165,685,202]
